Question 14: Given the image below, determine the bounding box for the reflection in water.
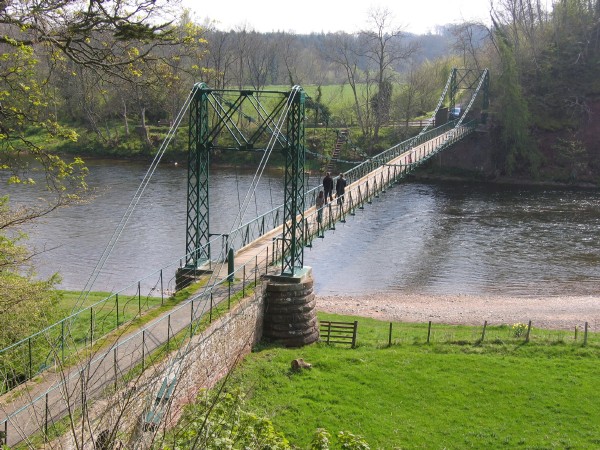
[4,160,600,297]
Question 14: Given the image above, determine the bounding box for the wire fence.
[335,319,600,349]
[0,244,280,448]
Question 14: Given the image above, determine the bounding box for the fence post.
[427,321,432,344]
[358,185,364,209]
[167,314,171,350]
[61,320,65,364]
[28,337,32,380]
[138,281,141,315]
[116,294,119,326]
[80,368,86,443]
[525,320,532,343]
[228,283,231,310]
[584,322,588,346]
[90,307,94,347]
[481,320,487,342]
[209,294,213,323]
[114,347,118,390]
[190,300,194,338]
[351,321,358,348]
[327,322,331,344]
[160,269,164,306]
[44,392,49,442]
[243,265,246,297]
[329,203,335,230]
[388,322,393,347]
[142,330,145,372]
[271,239,275,265]
[574,325,578,341]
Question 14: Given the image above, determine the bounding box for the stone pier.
[262,267,319,347]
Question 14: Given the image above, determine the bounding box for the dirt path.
[316,293,600,330]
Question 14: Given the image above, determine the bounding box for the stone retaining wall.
[59,288,266,449]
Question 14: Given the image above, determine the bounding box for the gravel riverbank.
[316,293,600,330]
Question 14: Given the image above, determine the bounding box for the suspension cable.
[69,86,197,318]
[230,86,299,231]
[148,88,300,424]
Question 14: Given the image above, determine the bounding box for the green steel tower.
[181,84,306,280]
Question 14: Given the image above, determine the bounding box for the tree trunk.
[122,99,129,137]
[136,106,151,146]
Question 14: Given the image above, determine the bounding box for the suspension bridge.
[0,68,489,448]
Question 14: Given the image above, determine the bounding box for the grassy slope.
[228,313,600,449]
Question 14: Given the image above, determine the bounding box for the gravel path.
[316,293,600,330]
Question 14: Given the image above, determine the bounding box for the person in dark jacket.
[322,172,334,203]
[335,172,347,205]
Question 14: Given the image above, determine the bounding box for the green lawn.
[225,313,600,449]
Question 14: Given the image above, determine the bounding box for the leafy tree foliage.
[487,0,600,178]
[0,0,187,347]
[493,25,540,176]
[166,388,372,450]
[165,389,291,449]
[0,197,62,351]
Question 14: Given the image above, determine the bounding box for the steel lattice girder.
[281,87,306,276]
[450,68,489,108]
[184,84,306,273]
[185,83,210,268]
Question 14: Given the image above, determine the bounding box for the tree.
[321,32,375,145]
[492,23,540,176]
[450,21,492,71]
[0,0,185,347]
[1,0,183,185]
[244,31,277,91]
[204,30,237,89]
[0,196,63,352]
[360,7,418,144]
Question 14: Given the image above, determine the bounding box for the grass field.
[223,312,600,449]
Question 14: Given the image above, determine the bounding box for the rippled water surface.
[308,182,600,296]
[4,160,600,296]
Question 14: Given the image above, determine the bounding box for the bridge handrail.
[0,120,462,356]
[0,232,225,356]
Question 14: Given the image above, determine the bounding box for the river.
[3,159,600,297]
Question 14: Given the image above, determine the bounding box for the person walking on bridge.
[336,172,347,206]
[316,190,325,224]
[323,172,334,203]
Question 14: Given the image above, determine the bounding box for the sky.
[182,0,493,35]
